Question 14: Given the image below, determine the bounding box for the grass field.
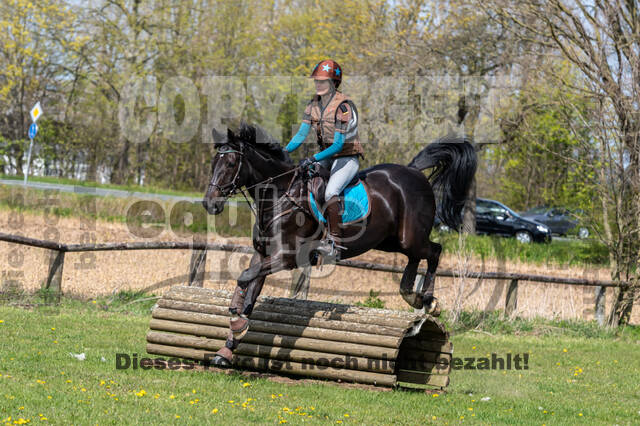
[1,293,639,425]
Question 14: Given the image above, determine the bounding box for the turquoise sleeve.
[313,131,344,161]
[285,122,310,153]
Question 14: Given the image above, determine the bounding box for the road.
[0,178,245,206]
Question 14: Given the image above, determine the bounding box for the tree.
[0,0,77,175]
[491,0,640,326]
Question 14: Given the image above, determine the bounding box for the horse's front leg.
[213,253,289,366]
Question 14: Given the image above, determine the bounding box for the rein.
[207,144,304,233]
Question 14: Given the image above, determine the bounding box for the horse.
[202,123,477,366]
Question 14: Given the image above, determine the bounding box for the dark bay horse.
[202,123,477,366]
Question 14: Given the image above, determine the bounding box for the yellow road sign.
[30,102,43,122]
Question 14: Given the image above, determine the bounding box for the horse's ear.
[212,128,227,147]
[227,127,236,141]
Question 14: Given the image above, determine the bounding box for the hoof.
[212,347,233,367]
[400,290,424,310]
[425,297,441,317]
[212,355,232,368]
[230,316,249,339]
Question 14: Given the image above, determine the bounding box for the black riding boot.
[316,196,344,260]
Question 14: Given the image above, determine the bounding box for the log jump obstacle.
[146,286,453,389]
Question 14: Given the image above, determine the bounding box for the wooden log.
[594,285,606,326]
[162,289,414,329]
[146,331,394,374]
[396,370,450,388]
[145,343,396,387]
[148,319,398,359]
[166,286,422,325]
[188,248,207,287]
[158,299,406,336]
[505,279,518,316]
[396,351,452,365]
[151,307,401,348]
[44,250,64,297]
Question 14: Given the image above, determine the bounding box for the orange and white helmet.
[310,59,342,89]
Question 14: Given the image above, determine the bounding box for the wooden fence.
[0,232,627,324]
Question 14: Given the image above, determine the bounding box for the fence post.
[188,248,207,287]
[289,266,311,299]
[44,250,64,302]
[505,279,518,316]
[594,285,606,326]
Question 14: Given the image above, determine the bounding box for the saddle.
[305,164,370,225]
[307,163,361,207]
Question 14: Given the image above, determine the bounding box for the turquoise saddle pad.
[309,181,370,224]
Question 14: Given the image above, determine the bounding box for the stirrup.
[315,237,344,259]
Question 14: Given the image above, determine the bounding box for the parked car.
[520,206,589,239]
[436,198,552,244]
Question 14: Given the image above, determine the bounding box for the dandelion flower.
[211,408,218,414]
[563,348,568,353]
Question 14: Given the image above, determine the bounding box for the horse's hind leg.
[399,258,424,309]
[421,240,442,314]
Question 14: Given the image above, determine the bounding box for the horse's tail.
[408,137,477,230]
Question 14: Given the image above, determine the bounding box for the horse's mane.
[237,123,292,164]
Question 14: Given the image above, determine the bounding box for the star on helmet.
[322,64,332,72]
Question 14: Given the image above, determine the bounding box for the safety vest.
[306,91,364,158]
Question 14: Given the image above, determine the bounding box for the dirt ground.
[1,209,637,324]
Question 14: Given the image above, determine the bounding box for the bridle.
[205,143,303,225]
[207,145,246,198]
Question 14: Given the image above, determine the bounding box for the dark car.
[520,206,589,239]
[436,198,552,243]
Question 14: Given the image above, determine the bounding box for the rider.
[285,59,364,259]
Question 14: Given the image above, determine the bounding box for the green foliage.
[488,65,598,214]
[433,231,610,267]
[354,289,385,309]
[444,309,620,339]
